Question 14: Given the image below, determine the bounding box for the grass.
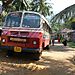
[68,41,75,48]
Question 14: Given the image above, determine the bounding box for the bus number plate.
[14,47,22,52]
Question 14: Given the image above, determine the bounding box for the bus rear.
[1,11,44,60]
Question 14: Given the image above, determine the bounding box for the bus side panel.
[43,38,50,48]
[43,32,50,48]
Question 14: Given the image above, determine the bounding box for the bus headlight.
[2,39,6,43]
[1,32,4,35]
[33,41,37,45]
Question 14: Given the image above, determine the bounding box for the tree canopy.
[50,4,75,32]
[1,0,52,17]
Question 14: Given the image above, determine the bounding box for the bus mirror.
[43,20,45,24]
[0,29,2,36]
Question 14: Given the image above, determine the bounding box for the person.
[62,38,67,46]
[58,37,60,43]
[52,38,54,46]
[49,39,51,45]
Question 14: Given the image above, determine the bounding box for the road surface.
[0,43,75,75]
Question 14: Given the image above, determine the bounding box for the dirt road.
[0,43,75,75]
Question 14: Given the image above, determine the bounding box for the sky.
[50,0,75,15]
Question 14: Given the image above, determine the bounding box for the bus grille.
[10,31,29,36]
[8,36,29,43]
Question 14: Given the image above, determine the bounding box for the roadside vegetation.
[68,41,75,48]
[50,4,75,33]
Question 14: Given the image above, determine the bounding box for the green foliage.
[51,22,64,32]
[68,42,75,48]
[2,0,30,12]
[51,16,75,32]
[1,0,52,17]
[51,4,75,32]
[30,0,52,16]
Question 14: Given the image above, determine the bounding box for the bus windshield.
[22,13,40,28]
[5,12,22,27]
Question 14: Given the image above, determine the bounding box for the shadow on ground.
[0,50,75,75]
[48,43,75,52]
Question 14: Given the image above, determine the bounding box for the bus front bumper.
[0,46,42,53]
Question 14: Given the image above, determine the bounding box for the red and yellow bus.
[1,11,52,60]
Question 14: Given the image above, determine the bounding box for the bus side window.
[42,20,45,31]
[47,25,49,32]
[43,21,48,32]
[42,19,50,33]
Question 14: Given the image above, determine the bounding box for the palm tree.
[2,0,30,11]
[1,0,30,25]
[2,0,52,17]
[51,4,75,23]
[30,0,52,16]
[50,4,75,31]
[12,0,30,11]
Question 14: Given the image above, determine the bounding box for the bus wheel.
[42,43,45,50]
[46,45,50,50]
[33,52,41,61]
[7,50,13,57]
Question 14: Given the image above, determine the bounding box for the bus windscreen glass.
[22,13,40,28]
[5,12,22,27]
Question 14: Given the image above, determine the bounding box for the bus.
[1,11,52,60]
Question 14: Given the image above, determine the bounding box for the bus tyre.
[7,50,13,57]
[46,45,50,50]
[42,43,45,50]
[33,52,41,61]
